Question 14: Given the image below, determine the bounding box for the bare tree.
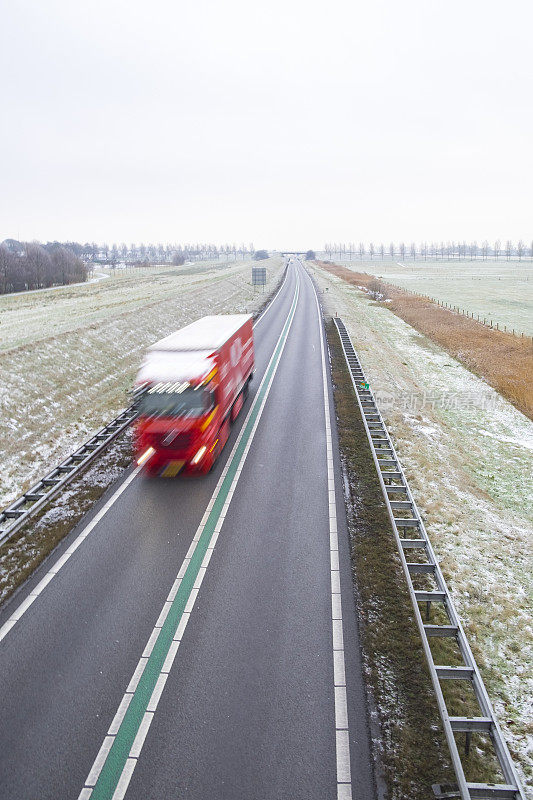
[389,242,394,260]
[25,242,52,288]
[369,242,375,259]
[358,242,365,260]
[517,240,525,260]
[505,240,512,260]
[0,244,14,293]
[494,239,500,260]
[399,242,406,261]
[379,243,385,259]
[410,242,416,260]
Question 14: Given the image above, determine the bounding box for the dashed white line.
[305,263,353,800]
[108,694,133,736]
[147,674,168,712]
[86,736,115,786]
[111,756,136,800]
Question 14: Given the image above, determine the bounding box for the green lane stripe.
[90,277,299,799]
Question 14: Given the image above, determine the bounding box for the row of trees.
[0,239,265,294]
[323,240,533,261]
[0,240,88,295]
[81,242,257,265]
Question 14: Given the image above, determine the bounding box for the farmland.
[310,261,533,789]
[0,257,284,507]
[330,258,533,337]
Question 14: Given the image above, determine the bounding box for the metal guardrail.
[0,390,146,548]
[333,317,525,800]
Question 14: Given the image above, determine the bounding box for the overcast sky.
[1,0,531,249]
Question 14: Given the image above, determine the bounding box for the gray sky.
[1,0,531,249]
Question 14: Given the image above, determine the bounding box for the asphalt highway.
[0,260,375,800]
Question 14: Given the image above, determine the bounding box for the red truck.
[134,315,254,476]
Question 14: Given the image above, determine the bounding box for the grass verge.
[319,262,532,420]
[326,319,455,798]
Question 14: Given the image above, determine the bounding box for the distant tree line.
[0,240,88,295]
[323,240,533,261]
[86,241,257,265]
[0,239,263,295]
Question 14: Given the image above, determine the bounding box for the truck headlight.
[137,446,155,466]
[191,445,207,465]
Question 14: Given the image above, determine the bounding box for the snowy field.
[327,258,533,337]
[0,257,284,506]
[311,263,533,788]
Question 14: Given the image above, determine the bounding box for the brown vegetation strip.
[318,261,533,420]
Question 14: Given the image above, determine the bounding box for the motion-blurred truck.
[134,315,254,476]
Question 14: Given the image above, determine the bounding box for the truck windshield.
[138,387,213,418]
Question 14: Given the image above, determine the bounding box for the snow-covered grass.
[0,259,258,351]
[336,258,533,337]
[0,257,284,507]
[311,263,533,789]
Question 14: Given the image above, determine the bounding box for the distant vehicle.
[134,315,254,476]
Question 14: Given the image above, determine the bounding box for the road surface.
[0,260,375,800]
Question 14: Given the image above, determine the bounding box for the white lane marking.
[0,466,142,644]
[338,782,353,800]
[126,656,148,693]
[108,694,134,736]
[154,601,173,628]
[252,262,290,328]
[166,577,182,602]
[333,650,346,686]
[333,619,344,650]
[305,263,353,798]
[129,711,155,758]
[161,639,180,673]
[142,629,160,658]
[86,735,115,786]
[335,686,349,728]
[79,275,301,798]
[336,729,352,783]
[147,673,168,712]
[111,756,136,800]
[173,612,190,641]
